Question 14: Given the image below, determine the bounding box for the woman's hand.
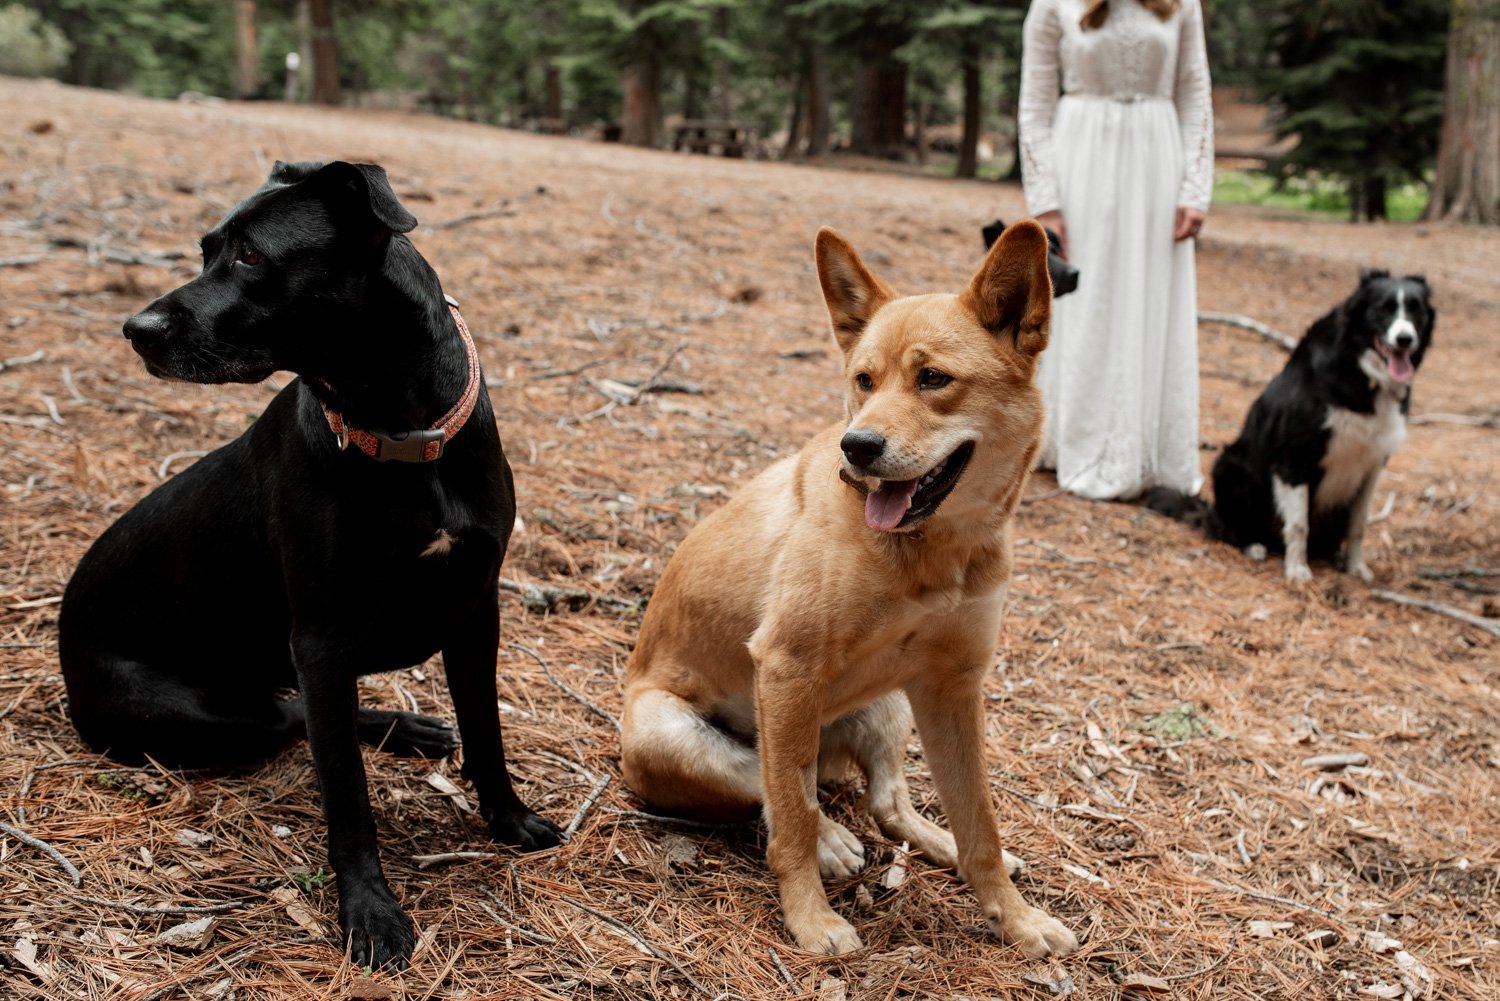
[1173,207,1205,242]
[1035,209,1068,260]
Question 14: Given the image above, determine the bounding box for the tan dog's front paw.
[993,905,1079,958]
[788,908,862,955]
[817,815,865,879]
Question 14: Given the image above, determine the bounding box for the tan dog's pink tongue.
[865,478,920,531]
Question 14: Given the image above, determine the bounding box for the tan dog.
[620,222,1078,958]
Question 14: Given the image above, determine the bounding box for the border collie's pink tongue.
[1387,351,1414,383]
[865,478,920,531]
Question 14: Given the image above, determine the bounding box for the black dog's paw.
[490,808,564,851]
[356,709,459,758]
[340,885,415,971]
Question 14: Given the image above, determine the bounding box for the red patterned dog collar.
[322,303,481,463]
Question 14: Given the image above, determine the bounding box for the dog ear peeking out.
[983,217,1079,297]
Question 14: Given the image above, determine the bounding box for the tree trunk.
[621,61,662,147]
[912,96,928,166]
[308,0,340,106]
[850,40,908,159]
[807,46,831,157]
[1423,0,1500,224]
[545,63,563,122]
[715,6,734,123]
[957,37,982,179]
[783,65,806,159]
[234,0,258,99]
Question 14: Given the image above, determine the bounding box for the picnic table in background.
[671,119,750,158]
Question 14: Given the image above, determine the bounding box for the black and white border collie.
[1147,270,1434,584]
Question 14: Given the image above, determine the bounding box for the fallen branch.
[768,948,802,996]
[430,207,517,230]
[563,774,612,839]
[1410,412,1500,429]
[412,851,497,870]
[0,820,82,886]
[67,892,247,915]
[498,576,642,614]
[1207,879,1350,927]
[1198,311,1297,352]
[506,642,620,731]
[563,897,713,996]
[0,256,42,268]
[477,887,558,946]
[1,349,46,372]
[1371,589,1500,640]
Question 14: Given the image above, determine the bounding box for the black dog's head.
[982,219,1078,297]
[1344,269,1435,387]
[121,161,418,383]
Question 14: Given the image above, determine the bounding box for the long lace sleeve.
[1018,0,1064,217]
[1173,0,1214,211]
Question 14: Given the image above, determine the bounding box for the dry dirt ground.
[1,76,1498,1001]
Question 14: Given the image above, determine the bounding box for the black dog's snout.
[841,429,887,469]
[123,311,172,346]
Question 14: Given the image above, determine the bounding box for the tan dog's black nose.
[840,429,886,470]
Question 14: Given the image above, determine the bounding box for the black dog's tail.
[1142,487,1212,531]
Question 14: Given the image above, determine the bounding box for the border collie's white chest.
[1316,387,1406,511]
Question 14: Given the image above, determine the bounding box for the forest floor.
[1,76,1498,1001]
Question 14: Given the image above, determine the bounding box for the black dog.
[59,161,561,968]
[982,219,1078,297]
[1146,270,1434,584]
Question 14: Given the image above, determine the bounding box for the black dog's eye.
[855,373,874,391]
[917,368,952,389]
[237,247,264,267]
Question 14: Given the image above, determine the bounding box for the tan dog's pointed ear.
[815,228,896,356]
[959,219,1052,358]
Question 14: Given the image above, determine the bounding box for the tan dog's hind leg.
[907,673,1078,959]
[620,687,761,817]
[826,693,1026,877]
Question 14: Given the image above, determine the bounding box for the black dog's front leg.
[293,637,415,969]
[443,593,562,850]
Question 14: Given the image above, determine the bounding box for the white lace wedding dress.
[1019,0,1213,500]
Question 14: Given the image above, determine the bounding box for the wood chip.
[1118,973,1172,994]
[155,916,217,951]
[1302,752,1370,770]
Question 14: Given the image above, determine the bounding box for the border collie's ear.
[815,228,896,357]
[1404,273,1430,290]
[309,161,418,235]
[1359,268,1390,285]
[981,219,1006,251]
[960,218,1051,358]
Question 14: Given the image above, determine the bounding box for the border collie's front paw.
[1345,559,1374,583]
[340,884,415,970]
[490,808,563,851]
[1284,561,1314,585]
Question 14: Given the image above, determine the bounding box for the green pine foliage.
[1260,0,1449,220]
[0,3,70,77]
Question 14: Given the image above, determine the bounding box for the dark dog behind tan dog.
[621,221,1079,957]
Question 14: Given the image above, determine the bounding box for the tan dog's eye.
[917,368,952,389]
[855,373,874,391]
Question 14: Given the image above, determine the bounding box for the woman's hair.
[1081,0,1180,31]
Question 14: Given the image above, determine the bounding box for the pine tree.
[1261,0,1449,221]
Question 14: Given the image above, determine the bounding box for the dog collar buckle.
[332,422,351,452]
[370,427,448,463]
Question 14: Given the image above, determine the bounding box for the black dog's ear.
[1359,268,1390,285]
[309,161,418,235]
[981,219,1006,251]
[269,160,325,185]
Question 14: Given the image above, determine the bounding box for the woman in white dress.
[1019,0,1213,500]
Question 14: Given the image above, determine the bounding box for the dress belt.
[1065,92,1165,103]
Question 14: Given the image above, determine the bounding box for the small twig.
[563,897,712,996]
[1419,566,1500,579]
[66,892,247,915]
[602,808,742,831]
[532,358,611,381]
[498,576,642,613]
[157,449,208,480]
[412,851,497,870]
[1410,412,1500,429]
[0,255,42,268]
[506,642,620,730]
[1016,538,1132,574]
[1207,879,1351,926]
[1,349,46,371]
[1366,491,1396,525]
[768,947,802,996]
[476,889,558,945]
[1021,487,1065,505]
[563,774,612,839]
[430,207,517,230]
[0,820,83,886]
[1235,829,1254,867]
[1371,589,1500,640]
[1198,311,1297,352]
[1160,926,1239,983]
